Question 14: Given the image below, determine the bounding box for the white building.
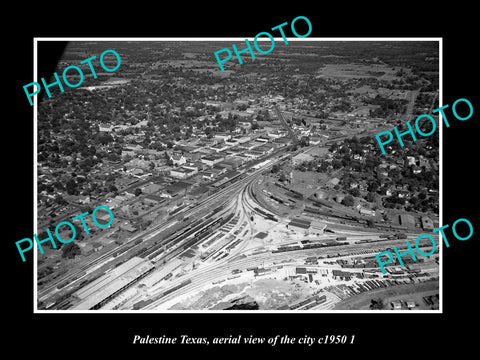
[170,167,196,179]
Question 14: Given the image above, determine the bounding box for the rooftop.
[72,257,154,310]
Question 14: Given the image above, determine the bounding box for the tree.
[54,194,67,205]
[341,195,355,207]
[271,164,281,174]
[134,188,142,196]
[365,192,376,203]
[237,103,248,111]
[370,298,384,310]
[98,132,114,145]
[367,181,379,193]
[299,136,309,147]
[349,187,361,197]
[205,127,213,138]
[66,178,78,195]
[61,242,81,259]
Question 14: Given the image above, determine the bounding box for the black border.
[7,4,478,356]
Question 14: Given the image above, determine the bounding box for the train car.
[270,195,284,204]
[254,207,277,221]
[163,273,173,280]
[133,247,148,258]
[262,189,273,197]
[56,270,87,290]
[162,279,192,297]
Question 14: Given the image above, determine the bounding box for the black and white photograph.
[34,39,441,312]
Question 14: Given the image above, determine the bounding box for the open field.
[317,63,403,80]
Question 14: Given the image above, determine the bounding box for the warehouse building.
[71,257,154,310]
[399,214,416,227]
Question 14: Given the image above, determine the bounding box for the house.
[412,166,422,174]
[99,123,114,132]
[76,195,90,204]
[334,194,345,203]
[309,136,322,145]
[238,121,252,129]
[419,157,431,169]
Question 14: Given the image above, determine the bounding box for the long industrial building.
[71,257,155,310]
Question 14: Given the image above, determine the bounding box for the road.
[273,105,298,144]
[405,89,420,121]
